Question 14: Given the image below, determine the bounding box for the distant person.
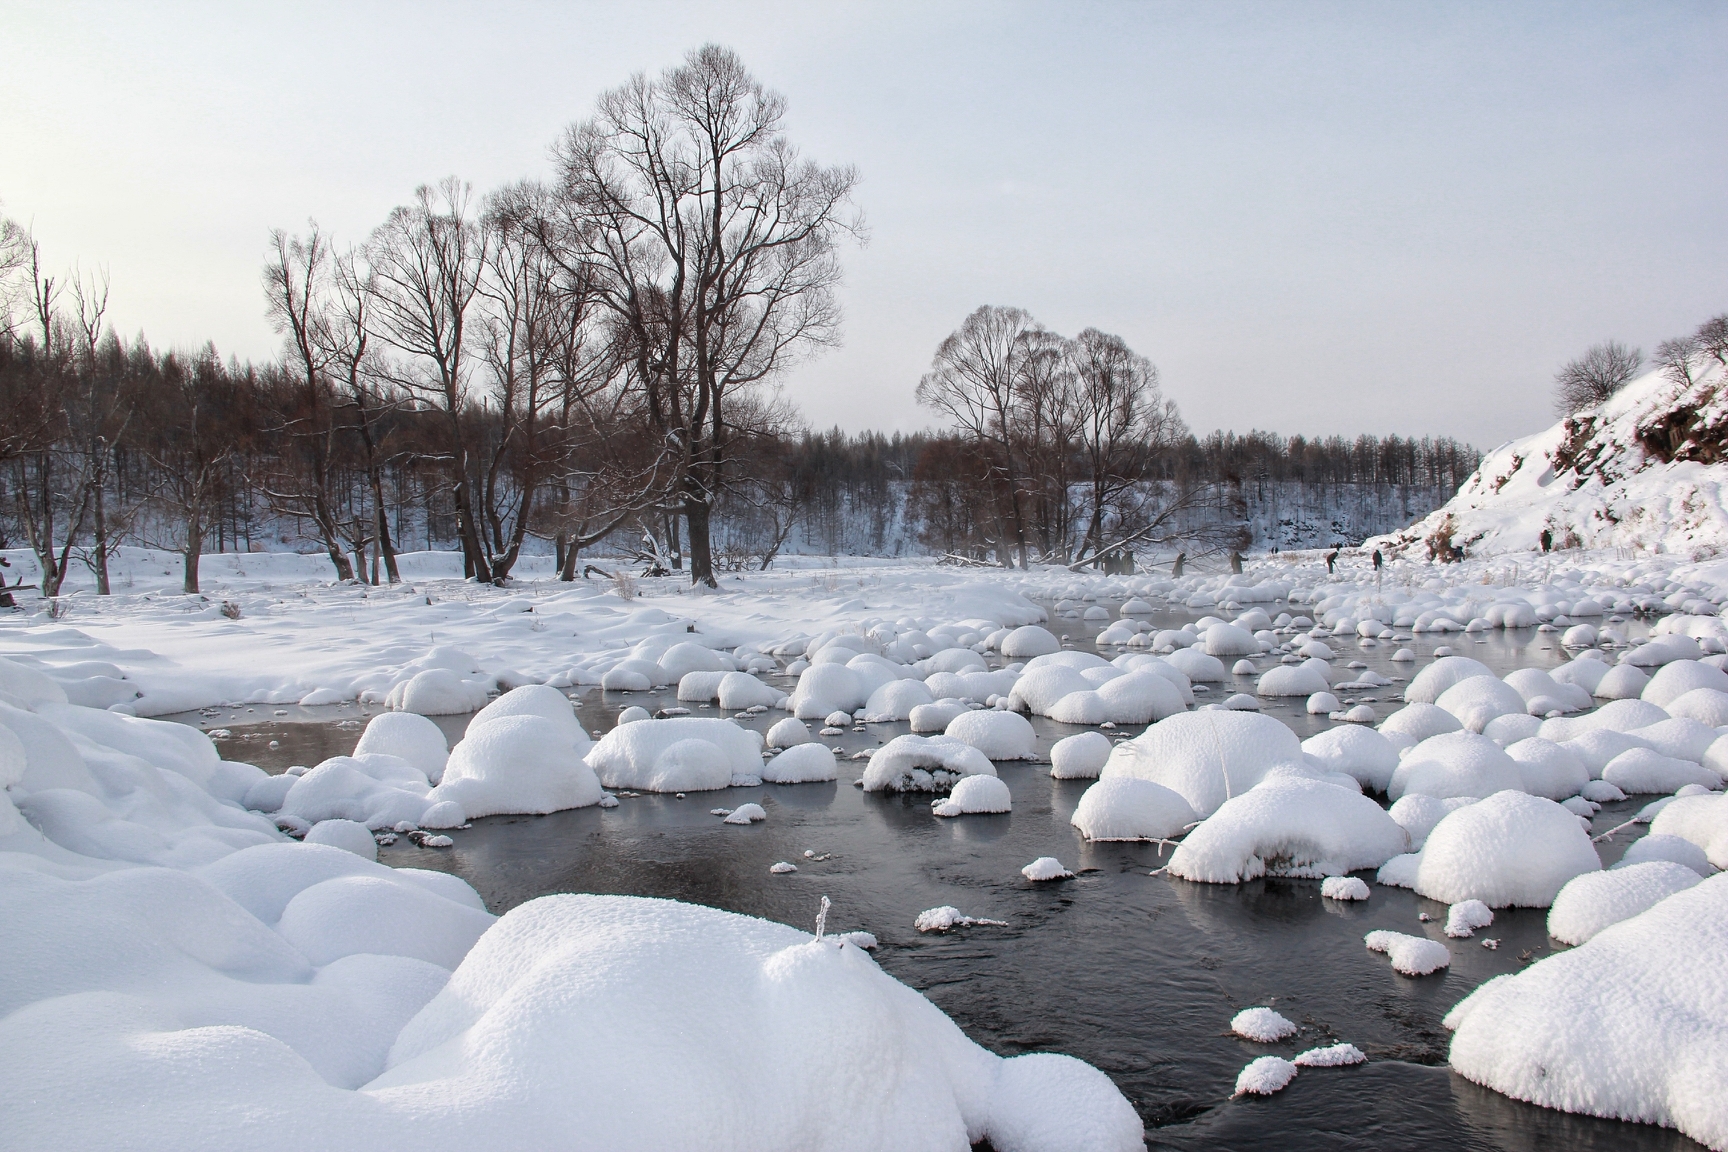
[1229,550,1243,574]
[1123,549,1137,574]
[1325,548,1339,575]
[1372,549,1382,571]
[1540,528,1552,553]
[1171,552,1185,578]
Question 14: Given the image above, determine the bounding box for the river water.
[182,602,1705,1151]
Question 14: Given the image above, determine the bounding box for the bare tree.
[1553,340,1642,415]
[262,223,361,580]
[915,305,1043,567]
[366,179,496,581]
[547,44,861,586]
[1068,327,1186,563]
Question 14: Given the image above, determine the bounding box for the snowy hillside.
[1374,360,1728,559]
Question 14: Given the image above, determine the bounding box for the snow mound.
[1446,873,1728,1150]
[387,668,490,716]
[584,717,763,793]
[1389,791,1600,907]
[304,818,377,860]
[1257,663,1330,697]
[945,709,1037,759]
[1235,1056,1298,1096]
[1388,731,1523,802]
[760,742,837,783]
[1618,832,1714,874]
[1000,625,1061,658]
[1070,777,1196,841]
[1649,792,1728,868]
[352,712,450,784]
[1231,1006,1296,1042]
[1101,710,1301,818]
[862,734,996,793]
[1405,657,1495,704]
[765,716,812,748]
[431,714,603,818]
[1020,856,1073,881]
[915,905,1007,932]
[1365,930,1451,976]
[1302,726,1400,793]
[1321,875,1370,901]
[1167,777,1408,883]
[1444,899,1493,938]
[1504,738,1589,801]
[1050,731,1112,779]
[1293,1043,1366,1067]
[932,774,1012,816]
[1547,860,1702,945]
[1387,794,1477,851]
[1602,746,1718,794]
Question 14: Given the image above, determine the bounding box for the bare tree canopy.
[1553,339,1642,415]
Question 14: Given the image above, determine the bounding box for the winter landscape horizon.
[4,6,1727,1152]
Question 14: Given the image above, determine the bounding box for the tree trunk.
[93,469,111,595]
[372,485,400,583]
[183,510,203,595]
[684,494,717,587]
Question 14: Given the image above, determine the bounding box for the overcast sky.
[5,1,1724,449]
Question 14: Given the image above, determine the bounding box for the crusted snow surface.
[1446,873,1728,1150]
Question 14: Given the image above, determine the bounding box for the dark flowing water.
[184,602,1703,1151]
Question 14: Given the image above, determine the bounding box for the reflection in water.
[182,601,1696,1150]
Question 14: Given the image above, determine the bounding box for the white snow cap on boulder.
[1070,777,1196,841]
[1101,710,1301,818]
[388,668,490,716]
[759,742,837,784]
[1050,731,1112,779]
[932,774,1012,816]
[432,712,603,818]
[1301,726,1400,794]
[1446,872,1728,1152]
[861,734,996,793]
[1388,732,1523,802]
[1381,790,1599,907]
[1404,656,1495,704]
[1167,777,1408,883]
[585,717,763,793]
[944,710,1037,760]
[1546,861,1702,945]
[1000,625,1061,658]
[353,712,450,785]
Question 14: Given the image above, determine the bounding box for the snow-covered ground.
[5,544,1728,1149]
[1376,358,1728,559]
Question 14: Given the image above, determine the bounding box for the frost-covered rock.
[861,677,933,722]
[388,669,490,715]
[1387,794,1477,851]
[1446,873,1728,1150]
[1020,856,1073,881]
[1379,702,1464,743]
[1649,792,1728,868]
[1070,777,1196,841]
[1167,777,1408,883]
[1257,663,1330,697]
[1601,747,1717,795]
[909,701,969,733]
[1293,1043,1365,1067]
[1000,625,1061,658]
[1617,832,1713,875]
[1444,899,1493,938]
[1320,875,1370,901]
[303,818,378,860]
[788,664,870,720]
[765,716,812,749]
[1388,731,1523,802]
[1503,738,1589,801]
[1405,656,1495,704]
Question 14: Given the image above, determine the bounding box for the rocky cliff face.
[1373,359,1728,560]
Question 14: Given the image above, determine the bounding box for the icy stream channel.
[180,605,1706,1151]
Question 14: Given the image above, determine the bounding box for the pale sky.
[4,1,1724,450]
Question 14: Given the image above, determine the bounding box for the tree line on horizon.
[0,44,1481,598]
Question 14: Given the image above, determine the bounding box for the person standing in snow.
[1325,547,1339,575]
[1171,552,1185,577]
[1229,550,1243,574]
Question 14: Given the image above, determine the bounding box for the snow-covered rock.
[1070,777,1196,841]
[1101,711,1301,818]
[1383,791,1600,907]
[1167,777,1408,883]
